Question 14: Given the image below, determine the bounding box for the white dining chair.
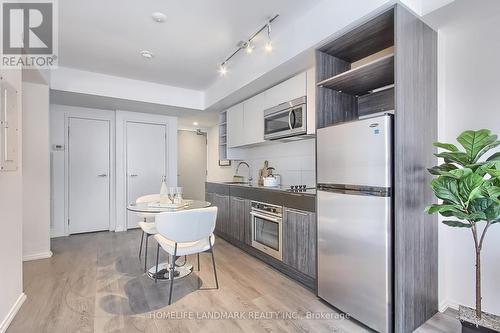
[136,194,160,272]
[153,206,219,305]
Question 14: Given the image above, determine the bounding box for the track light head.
[218,63,228,76]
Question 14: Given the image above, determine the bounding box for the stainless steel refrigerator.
[317,114,393,333]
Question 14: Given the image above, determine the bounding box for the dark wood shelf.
[317,54,394,95]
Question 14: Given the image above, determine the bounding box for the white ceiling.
[59,0,321,91]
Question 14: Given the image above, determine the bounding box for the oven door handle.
[250,211,282,223]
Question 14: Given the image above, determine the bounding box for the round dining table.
[126,199,211,281]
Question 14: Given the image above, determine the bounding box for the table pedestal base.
[147,262,193,281]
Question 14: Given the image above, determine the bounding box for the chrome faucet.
[235,161,253,183]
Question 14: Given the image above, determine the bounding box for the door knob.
[98,174,108,177]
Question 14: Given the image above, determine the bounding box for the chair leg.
[168,243,178,305]
[197,253,200,271]
[209,236,219,289]
[155,244,160,283]
[139,231,144,258]
[144,234,149,273]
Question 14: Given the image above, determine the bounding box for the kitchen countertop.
[206,181,316,212]
[210,181,316,196]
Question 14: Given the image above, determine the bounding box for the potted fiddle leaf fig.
[426,129,500,333]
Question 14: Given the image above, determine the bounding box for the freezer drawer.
[317,190,392,333]
[317,114,392,188]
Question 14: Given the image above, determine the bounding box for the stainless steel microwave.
[264,96,307,140]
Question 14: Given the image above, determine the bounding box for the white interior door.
[68,117,110,234]
[177,130,207,200]
[126,122,166,228]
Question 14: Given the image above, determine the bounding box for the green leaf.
[486,186,500,201]
[428,164,458,176]
[459,172,485,202]
[476,141,500,162]
[431,177,461,205]
[457,129,498,162]
[433,142,459,152]
[469,198,494,214]
[426,204,464,215]
[487,152,500,161]
[484,203,500,222]
[442,220,472,228]
[435,151,472,166]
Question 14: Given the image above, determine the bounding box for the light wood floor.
[8,230,460,333]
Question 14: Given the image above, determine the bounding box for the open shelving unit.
[315,5,438,333]
[218,111,229,162]
[317,53,394,95]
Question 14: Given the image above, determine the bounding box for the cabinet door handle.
[286,208,309,216]
[233,197,245,201]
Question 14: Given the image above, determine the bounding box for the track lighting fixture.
[217,14,279,75]
[265,23,273,52]
[218,63,228,76]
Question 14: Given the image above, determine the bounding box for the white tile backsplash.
[240,139,316,187]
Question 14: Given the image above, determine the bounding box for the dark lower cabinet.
[210,193,230,235]
[229,196,249,243]
[283,207,317,278]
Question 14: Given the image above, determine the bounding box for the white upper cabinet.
[226,103,244,148]
[264,72,307,109]
[242,92,265,145]
[226,70,312,148]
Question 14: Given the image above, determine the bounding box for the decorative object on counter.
[234,161,252,183]
[219,160,231,166]
[258,160,271,186]
[426,129,500,333]
[288,185,310,192]
[160,176,168,204]
[263,167,281,187]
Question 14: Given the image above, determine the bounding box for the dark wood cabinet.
[206,183,317,290]
[229,196,249,242]
[210,193,230,236]
[283,208,316,278]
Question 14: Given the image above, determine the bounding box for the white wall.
[425,0,500,314]
[51,67,205,110]
[241,140,316,187]
[206,123,315,187]
[22,82,51,261]
[0,69,25,332]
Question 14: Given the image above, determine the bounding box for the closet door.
[126,122,166,228]
[68,117,110,234]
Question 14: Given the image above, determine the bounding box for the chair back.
[136,194,160,204]
[155,207,218,243]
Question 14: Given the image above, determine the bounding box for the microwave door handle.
[291,109,297,129]
[288,109,293,130]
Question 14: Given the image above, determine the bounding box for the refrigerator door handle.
[317,183,392,197]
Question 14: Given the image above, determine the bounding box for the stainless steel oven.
[264,96,307,140]
[250,201,283,260]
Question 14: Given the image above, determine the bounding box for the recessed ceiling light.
[152,12,166,23]
[140,50,154,59]
[193,122,199,126]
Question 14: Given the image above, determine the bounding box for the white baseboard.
[439,298,460,312]
[0,293,26,333]
[23,251,53,262]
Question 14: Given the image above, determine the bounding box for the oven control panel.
[251,201,283,217]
